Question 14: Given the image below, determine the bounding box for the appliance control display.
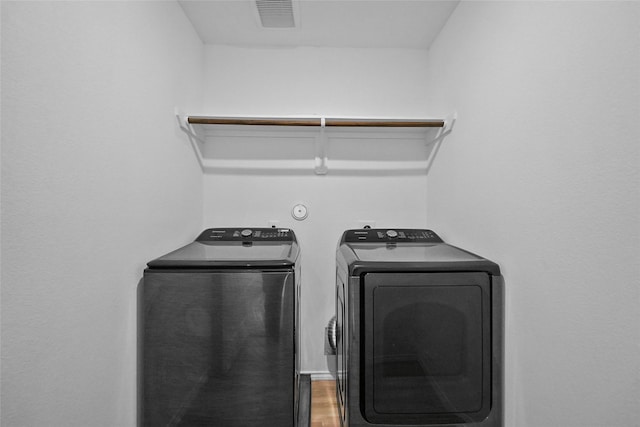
[343,228,443,243]
[196,228,294,242]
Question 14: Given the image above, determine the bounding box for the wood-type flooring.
[310,380,341,427]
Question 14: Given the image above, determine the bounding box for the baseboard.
[302,371,336,381]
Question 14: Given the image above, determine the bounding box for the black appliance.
[334,229,503,427]
[141,228,302,426]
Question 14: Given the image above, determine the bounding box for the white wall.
[1,2,203,426]
[203,46,431,118]
[4,2,638,425]
[425,2,640,426]
[201,46,435,374]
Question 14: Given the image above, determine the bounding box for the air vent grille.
[255,0,296,28]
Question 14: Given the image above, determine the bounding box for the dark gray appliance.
[141,228,301,426]
[334,229,503,427]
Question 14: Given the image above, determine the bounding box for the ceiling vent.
[255,0,296,28]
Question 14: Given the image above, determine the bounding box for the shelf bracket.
[175,108,206,170]
[314,117,328,175]
[176,111,205,144]
[424,110,457,148]
[423,111,457,175]
[443,111,457,135]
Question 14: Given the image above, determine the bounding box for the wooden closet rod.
[187,117,320,126]
[324,119,444,127]
[187,116,445,128]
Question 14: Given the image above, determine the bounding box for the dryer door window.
[362,272,491,425]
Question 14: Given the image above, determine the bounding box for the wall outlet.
[357,220,376,229]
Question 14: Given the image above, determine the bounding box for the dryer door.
[361,272,491,425]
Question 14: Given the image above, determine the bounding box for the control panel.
[343,228,443,243]
[196,228,295,242]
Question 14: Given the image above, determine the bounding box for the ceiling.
[178,0,460,49]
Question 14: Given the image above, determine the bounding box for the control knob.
[386,229,398,238]
[240,229,253,238]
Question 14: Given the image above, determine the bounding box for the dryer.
[141,228,301,426]
[334,229,503,427]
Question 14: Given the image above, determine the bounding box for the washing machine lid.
[147,228,299,269]
[349,243,484,263]
[339,229,500,275]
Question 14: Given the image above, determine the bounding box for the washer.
[141,228,301,426]
[334,229,503,427]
